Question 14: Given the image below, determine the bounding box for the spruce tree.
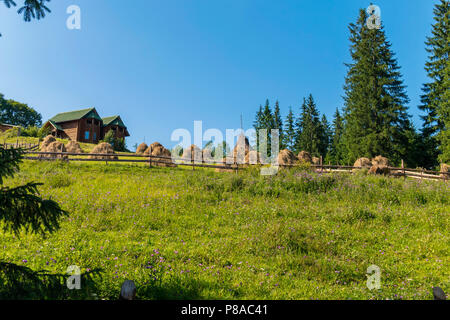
[419,0,449,165]
[260,99,275,156]
[1,0,52,37]
[253,105,263,152]
[319,114,331,158]
[283,107,296,151]
[330,108,344,164]
[341,9,413,165]
[0,146,89,298]
[296,95,322,156]
[273,101,284,150]
[293,99,305,154]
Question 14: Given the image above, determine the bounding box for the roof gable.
[49,108,102,123]
[102,116,126,128]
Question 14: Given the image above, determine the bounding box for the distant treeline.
[254,2,449,169]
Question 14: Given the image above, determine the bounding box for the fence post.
[149,146,152,167]
[401,159,405,179]
[320,156,323,173]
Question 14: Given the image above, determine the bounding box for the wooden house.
[43,108,129,143]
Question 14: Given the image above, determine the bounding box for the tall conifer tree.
[273,101,284,150]
[330,108,344,164]
[341,9,413,165]
[283,107,296,151]
[419,0,449,164]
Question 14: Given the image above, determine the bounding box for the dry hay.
[232,135,250,163]
[354,157,372,168]
[40,135,56,151]
[369,165,390,175]
[136,142,148,155]
[278,149,298,166]
[371,155,390,167]
[181,144,202,163]
[66,141,83,154]
[89,142,117,160]
[367,155,390,175]
[202,148,214,163]
[440,163,450,179]
[143,142,162,156]
[312,157,320,165]
[297,151,312,164]
[149,144,176,167]
[244,150,267,165]
[40,141,67,159]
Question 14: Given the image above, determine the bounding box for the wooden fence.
[20,150,450,181]
[2,140,39,150]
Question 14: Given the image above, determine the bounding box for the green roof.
[102,116,126,128]
[49,108,102,123]
[48,120,63,131]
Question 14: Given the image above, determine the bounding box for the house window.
[87,119,92,125]
[119,128,123,132]
[94,120,99,126]
[93,132,97,141]
[85,131,90,140]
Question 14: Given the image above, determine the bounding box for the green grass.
[2,136,98,152]
[1,161,449,300]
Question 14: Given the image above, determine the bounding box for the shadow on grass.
[0,262,102,300]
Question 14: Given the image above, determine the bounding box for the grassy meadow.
[1,160,449,300]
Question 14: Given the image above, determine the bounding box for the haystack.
[367,155,390,175]
[278,149,298,166]
[298,151,312,164]
[40,141,67,159]
[89,142,117,160]
[202,148,214,163]
[353,157,372,168]
[371,155,390,167]
[40,135,56,151]
[149,143,175,167]
[143,142,162,156]
[440,163,450,179]
[136,142,148,155]
[232,135,250,164]
[369,165,390,175]
[245,150,267,165]
[181,144,202,163]
[66,141,83,154]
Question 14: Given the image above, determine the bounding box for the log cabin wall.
[103,125,127,140]
[77,118,102,143]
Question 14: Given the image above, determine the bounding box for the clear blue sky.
[0,0,439,149]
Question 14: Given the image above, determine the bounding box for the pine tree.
[283,107,296,151]
[439,60,450,163]
[330,108,344,164]
[419,0,449,165]
[253,105,263,153]
[296,95,322,156]
[1,0,52,37]
[0,146,93,298]
[259,99,275,156]
[273,100,284,150]
[341,9,413,165]
[319,114,331,158]
[293,99,305,154]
